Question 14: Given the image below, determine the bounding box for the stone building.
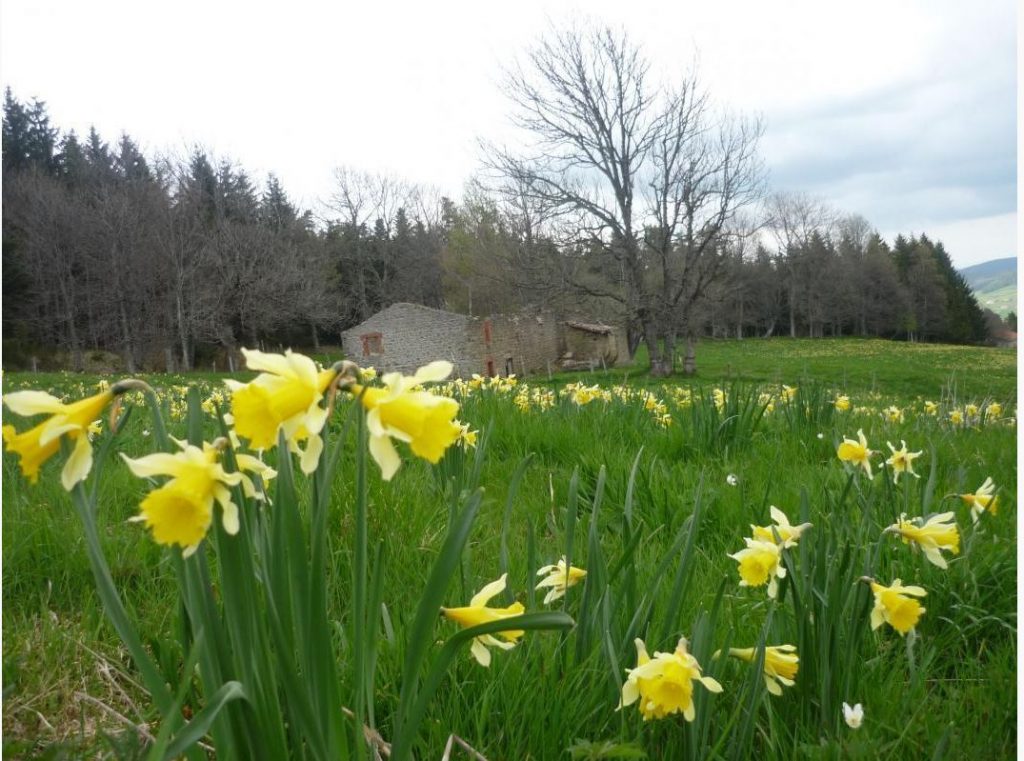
[340,302,623,377]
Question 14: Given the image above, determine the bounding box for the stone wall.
[470,312,563,377]
[340,303,474,375]
[341,302,622,378]
[564,328,617,367]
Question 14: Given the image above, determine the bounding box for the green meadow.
[2,339,1017,759]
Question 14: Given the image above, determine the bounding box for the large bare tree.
[486,23,765,374]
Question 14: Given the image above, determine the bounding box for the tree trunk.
[789,284,797,337]
[175,289,191,371]
[643,320,670,376]
[120,301,136,373]
[682,334,697,375]
[626,322,642,359]
[663,327,678,375]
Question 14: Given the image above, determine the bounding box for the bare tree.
[765,191,838,337]
[486,23,764,374]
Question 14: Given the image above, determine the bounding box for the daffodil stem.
[390,613,574,761]
[69,481,177,718]
[351,407,369,761]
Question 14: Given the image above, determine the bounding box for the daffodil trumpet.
[122,437,276,556]
[225,348,341,474]
[345,361,462,481]
[715,644,799,696]
[3,378,153,491]
[860,576,927,636]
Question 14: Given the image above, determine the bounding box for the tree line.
[1,26,995,374]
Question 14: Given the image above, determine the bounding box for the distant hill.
[960,257,1016,317]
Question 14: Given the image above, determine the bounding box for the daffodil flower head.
[867,578,927,636]
[923,400,938,416]
[455,420,478,449]
[843,702,864,729]
[122,439,271,557]
[728,537,786,598]
[834,395,851,411]
[352,361,461,481]
[712,388,727,412]
[2,383,130,490]
[441,573,525,667]
[837,429,875,478]
[724,644,799,696]
[535,557,588,604]
[885,440,923,484]
[885,512,959,569]
[225,349,337,473]
[959,477,998,523]
[619,637,722,721]
[781,385,797,401]
[882,405,904,423]
[751,505,812,548]
[985,402,1002,420]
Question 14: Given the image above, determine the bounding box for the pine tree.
[260,174,298,232]
[56,130,89,186]
[115,133,152,182]
[2,87,30,174]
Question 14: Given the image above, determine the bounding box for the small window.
[361,332,383,356]
[486,358,495,377]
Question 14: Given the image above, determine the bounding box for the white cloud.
[881,213,1017,268]
[0,0,1015,239]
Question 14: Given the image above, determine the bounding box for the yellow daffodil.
[350,361,461,481]
[3,386,118,490]
[885,440,923,484]
[729,538,786,598]
[949,408,964,426]
[882,405,904,423]
[965,403,979,419]
[441,573,525,667]
[834,395,851,412]
[985,402,1002,420]
[959,477,999,523]
[122,439,273,556]
[535,557,588,604]
[712,388,727,412]
[885,512,960,569]
[751,505,812,548]
[619,637,722,721]
[781,385,797,401]
[721,645,799,696]
[225,349,337,473]
[866,578,926,636]
[837,429,875,478]
[923,400,938,416]
[455,421,478,449]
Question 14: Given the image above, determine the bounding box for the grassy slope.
[974,284,1017,319]
[2,338,1017,759]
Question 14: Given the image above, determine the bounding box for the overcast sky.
[1,0,1016,267]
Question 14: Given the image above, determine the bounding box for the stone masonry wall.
[341,303,622,378]
[340,303,474,376]
[468,312,563,377]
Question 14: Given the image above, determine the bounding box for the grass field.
[2,338,1017,759]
